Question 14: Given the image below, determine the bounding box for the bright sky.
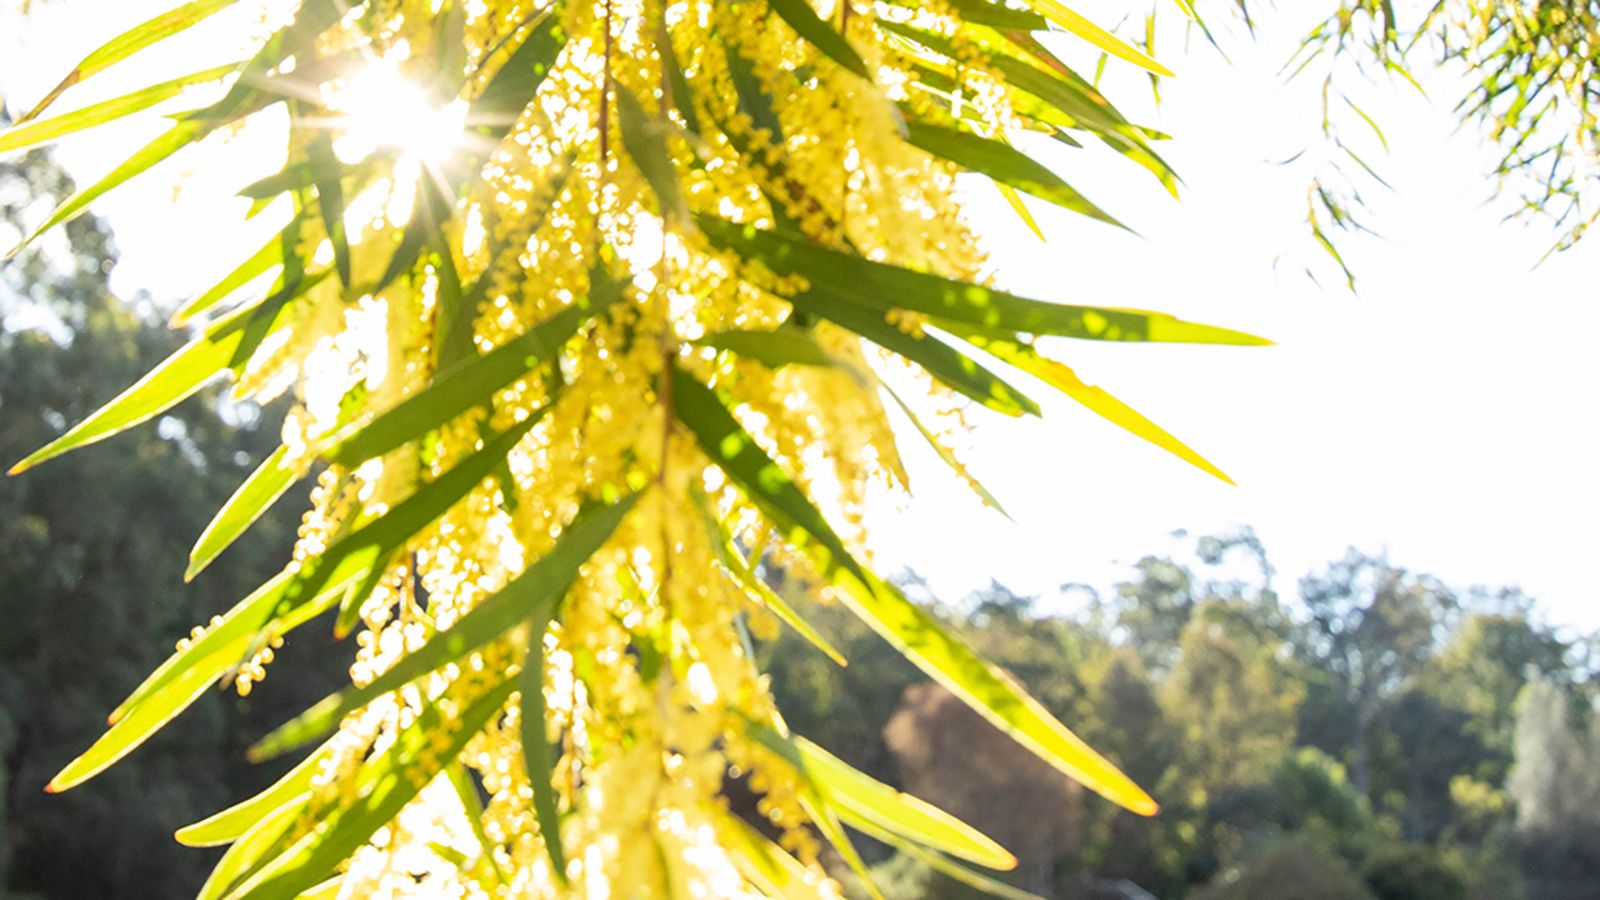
[2,2,1596,629]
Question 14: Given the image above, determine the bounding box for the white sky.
[2,2,1596,629]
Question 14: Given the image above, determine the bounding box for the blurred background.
[3,1,1600,898]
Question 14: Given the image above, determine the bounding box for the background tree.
[0,145,342,897]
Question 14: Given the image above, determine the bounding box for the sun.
[328,62,466,164]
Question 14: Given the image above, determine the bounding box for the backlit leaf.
[0,64,239,154]
[939,320,1234,483]
[18,0,239,123]
[9,290,297,474]
[768,0,869,78]
[672,365,1159,816]
[248,493,639,761]
[698,215,1270,346]
[187,445,304,581]
[904,119,1124,228]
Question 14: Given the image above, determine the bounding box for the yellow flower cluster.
[176,0,1042,894]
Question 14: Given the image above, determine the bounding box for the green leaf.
[724,43,784,140]
[0,64,239,154]
[904,119,1124,228]
[798,786,883,900]
[7,119,203,258]
[846,817,1044,900]
[787,287,1040,417]
[46,565,355,793]
[446,764,508,886]
[716,811,819,900]
[938,321,1234,483]
[278,410,553,638]
[694,327,845,373]
[191,0,360,125]
[169,210,308,327]
[17,0,239,124]
[304,132,350,287]
[655,19,700,136]
[1022,0,1174,76]
[9,289,297,475]
[520,604,568,884]
[187,445,304,581]
[248,493,639,761]
[875,377,1011,516]
[177,738,335,847]
[614,82,688,222]
[226,679,518,900]
[994,181,1046,241]
[756,728,1016,870]
[693,488,848,666]
[325,278,621,467]
[671,365,1158,816]
[197,791,305,900]
[463,5,568,150]
[887,0,1047,31]
[768,0,870,78]
[697,215,1271,345]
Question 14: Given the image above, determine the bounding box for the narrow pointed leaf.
[18,0,239,123]
[226,680,518,900]
[188,445,303,581]
[9,291,296,474]
[846,817,1043,900]
[1023,0,1173,76]
[249,493,639,761]
[698,216,1270,346]
[177,738,335,847]
[655,19,700,135]
[695,327,843,373]
[799,789,883,900]
[47,566,355,792]
[788,287,1040,417]
[756,728,1017,870]
[276,411,550,621]
[0,64,239,154]
[716,812,820,900]
[768,0,869,78]
[170,210,307,326]
[8,119,202,258]
[197,792,305,900]
[904,119,1124,227]
[614,82,688,222]
[876,377,1011,516]
[519,606,568,884]
[672,366,1158,816]
[305,134,350,287]
[939,321,1234,483]
[694,491,848,666]
[325,280,620,467]
[995,181,1046,240]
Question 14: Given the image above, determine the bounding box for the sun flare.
[328,63,465,164]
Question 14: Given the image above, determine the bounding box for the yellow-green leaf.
[0,64,239,154]
[940,321,1234,483]
[248,493,639,761]
[187,445,304,581]
[1023,0,1174,76]
[672,365,1158,816]
[698,215,1269,346]
[18,0,239,123]
[177,738,334,847]
[9,291,296,475]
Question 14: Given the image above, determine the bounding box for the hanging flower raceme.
[5,0,1266,896]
